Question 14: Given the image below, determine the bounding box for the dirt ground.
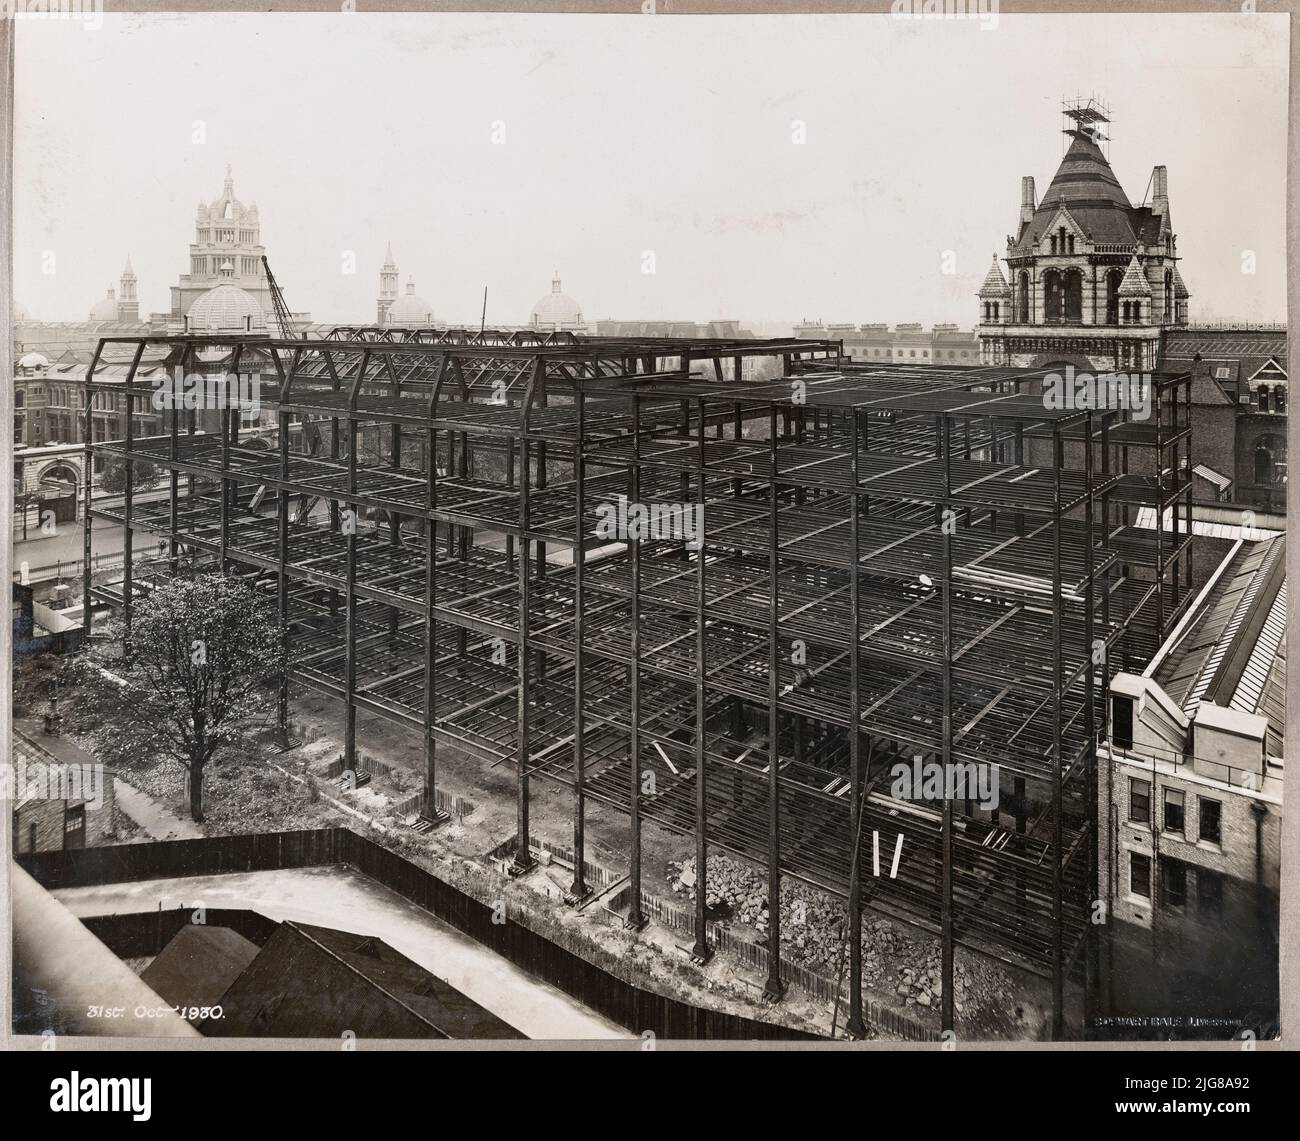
[17,647,1053,1040]
[288,685,1054,1040]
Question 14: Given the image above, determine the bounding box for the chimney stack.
[1020,177,1036,225]
[1152,165,1168,213]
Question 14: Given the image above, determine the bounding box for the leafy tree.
[121,574,286,823]
[99,455,161,496]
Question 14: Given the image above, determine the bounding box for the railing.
[1107,739,1273,792]
[1183,322,1286,333]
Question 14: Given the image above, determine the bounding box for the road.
[12,516,165,583]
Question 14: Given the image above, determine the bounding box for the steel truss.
[82,331,1192,1039]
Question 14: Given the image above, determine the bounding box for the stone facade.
[978,104,1188,374]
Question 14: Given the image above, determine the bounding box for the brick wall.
[13,782,116,854]
[1104,754,1280,929]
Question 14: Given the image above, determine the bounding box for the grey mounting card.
[1,2,1293,1075]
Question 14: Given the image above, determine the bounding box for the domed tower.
[89,288,118,322]
[171,166,278,325]
[530,271,584,331]
[978,100,1187,372]
[377,243,399,325]
[186,282,268,333]
[384,277,436,327]
[118,256,139,321]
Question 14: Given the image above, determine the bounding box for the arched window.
[1164,270,1173,321]
[1105,268,1124,325]
[1017,272,1029,323]
[1067,234,1075,255]
[1063,270,1083,322]
[1043,269,1063,322]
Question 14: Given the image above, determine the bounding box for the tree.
[122,574,286,823]
[99,455,161,496]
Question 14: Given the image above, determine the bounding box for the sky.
[12,10,1289,328]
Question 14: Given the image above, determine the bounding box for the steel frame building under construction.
[80,327,1194,1039]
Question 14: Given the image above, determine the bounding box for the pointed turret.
[978,255,1010,298]
[1118,255,1150,296]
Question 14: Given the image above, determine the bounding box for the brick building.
[1160,327,1288,512]
[10,733,117,854]
[1097,536,1283,1028]
[794,320,980,366]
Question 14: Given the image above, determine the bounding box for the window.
[1199,797,1222,844]
[1198,869,1223,921]
[1130,852,1151,899]
[1112,695,1134,749]
[1129,778,1150,824]
[1162,859,1187,907]
[1258,388,1269,412]
[1163,788,1185,835]
[1277,388,1286,415]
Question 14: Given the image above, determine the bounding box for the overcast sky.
[13,10,1288,327]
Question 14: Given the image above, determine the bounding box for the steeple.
[377,243,399,324]
[118,254,139,321]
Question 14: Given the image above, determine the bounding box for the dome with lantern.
[530,272,583,329]
[89,288,119,322]
[187,282,268,332]
[384,277,436,326]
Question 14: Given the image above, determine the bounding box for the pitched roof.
[1011,132,1161,255]
[978,255,1010,298]
[1153,537,1286,754]
[1118,255,1151,297]
[207,920,525,1039]
[140,924,259,1011]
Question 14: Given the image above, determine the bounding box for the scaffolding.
[81,331,1193,1038]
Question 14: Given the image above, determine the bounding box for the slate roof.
[978,255,1010,298]
[1118,255,1151,297]
[1011,132,1164,256]
[1153,537,1286,756]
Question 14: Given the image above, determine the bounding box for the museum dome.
[187,283,268,332]
[385,277,436,326]
[530,272,582,329]
[89,288,119,322]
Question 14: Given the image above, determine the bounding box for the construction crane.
[259,256,325,520]
[261,255,298,342]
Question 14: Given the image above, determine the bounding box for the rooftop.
[1152,536,1286,757]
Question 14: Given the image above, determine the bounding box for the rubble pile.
[668,855,898,985]
[669,855,1016,1013]
[892,943,1014,1013]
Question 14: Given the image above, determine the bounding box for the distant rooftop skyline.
[13,11,1288,326]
